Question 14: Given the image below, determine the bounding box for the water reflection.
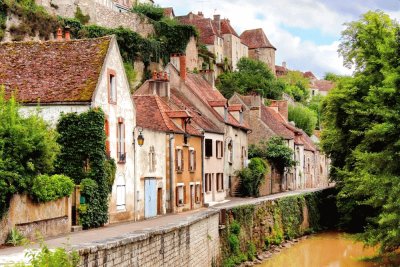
[258,232,376,267]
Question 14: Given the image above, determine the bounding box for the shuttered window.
[205,139,212,158]
[175,148,183,172]
[117,118,125,163]
[189,149,196,172]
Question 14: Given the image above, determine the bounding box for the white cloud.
[155,0,395,77]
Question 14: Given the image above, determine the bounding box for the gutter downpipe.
[169,133,175,213]
[201,134,205,205]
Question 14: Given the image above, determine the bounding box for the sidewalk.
[0,187,331,265]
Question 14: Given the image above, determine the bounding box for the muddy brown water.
[258,232,377,267]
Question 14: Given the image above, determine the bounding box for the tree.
[279,70,310,102]
[0,88,59,218]
[321,11,400,252]
[237,157,268,197]
[288,105,317,135]
[216,58,285,99]
[307,94,324,130]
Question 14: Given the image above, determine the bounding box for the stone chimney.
[282,61,287,69]
[56,27,62,41]
[170,53,186,80]
[149,71,170,99]
[200,69,215,88]
[270,100,288,121]
[64,26,71,41]
[214,14,221,33]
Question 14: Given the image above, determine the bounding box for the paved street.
[0,186,332,265]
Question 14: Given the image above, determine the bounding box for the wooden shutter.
[183,186,186,204]
[220,141,224,157]
[175,149,178,171]
[181,150,184,171]
[176,186,179,207]
[193,150,196,171]
[122,122,125,156]
[188,150,192,171]
[105,119,110,157]
[216,141,219,158]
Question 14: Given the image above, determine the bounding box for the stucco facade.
[248,48,276,75]
[135,129,167,220]
[223,33,248,71]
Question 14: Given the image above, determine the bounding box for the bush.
[6,227,27,246]
[132,3,164,21]
[288,105,317,136]
[237,157,268,197]
[74,7,89,25]
[31,174,74,202]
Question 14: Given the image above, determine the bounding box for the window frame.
[117,117,126,164]
[176,185,185,207]
[175,148,183,172]
[189,149,196,172]
[108,69,117,104]
[205,139,213,158]
[216,140,223,159]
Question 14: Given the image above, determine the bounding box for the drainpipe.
[168,133,175,213]
[201,134,205,205]
[133,130,138,221]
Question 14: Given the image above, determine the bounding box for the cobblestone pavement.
[0,186,332,265]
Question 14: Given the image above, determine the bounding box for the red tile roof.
[184,73,250,130]
[166,110,191,118]
[303,71,317,80]
[220,19,239,37]
[261,106,294,140]
[0,36,112,103]
[208,100,227,107]
[179,17,218,45]
[228,104,243,112]
[240,28,276,50]
[312,80,335,91]
[169,88,223,134]
[300,130,317,151]
[163,7,174,18]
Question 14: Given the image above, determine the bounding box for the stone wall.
[0,194,71,244]
[36,0,154,37]
[76,210,220,267]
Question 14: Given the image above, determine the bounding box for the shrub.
[74,6,89,25]
[132,3,164,21]
[288,105,317,136]
[6,227,27,246]
[237,157,268,197]
[31,174,74,202]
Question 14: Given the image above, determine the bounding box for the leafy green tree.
[0,88,59,218]
[307,94,324,130]
[236,157,268,197]
[279,70,310,102]
[216,58,285,99]
[321,11,400,251]
[288,105,317,135]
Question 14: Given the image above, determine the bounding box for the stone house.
[166,55,250,197]
[219,17,248,71]
[310,79,335,97]
[134,73,204,213]
[240,28,276,75]
[0,35,137,224]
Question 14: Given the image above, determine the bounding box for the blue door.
[145,179,157,218]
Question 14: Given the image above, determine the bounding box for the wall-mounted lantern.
[134,126,144,147]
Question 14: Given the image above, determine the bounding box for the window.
[205,173,212,193]
[176,185,185,206]
[175,148,183,172]
[105,118,110,157]
[116,175,126,211]
[205,139,213,158]
[108,69,117,103]
[216,173,224,192]
[189,149,196,172]
[227,141,233,163]
[149,146,156,172]
[117,118,125,163]
[241,146,247,167]
[195,184,201,203]
[216,141,223,158]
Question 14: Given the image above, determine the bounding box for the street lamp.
[133,126,144,146]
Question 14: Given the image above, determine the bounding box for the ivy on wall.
[56,108,109,229]
[220,189,338,267]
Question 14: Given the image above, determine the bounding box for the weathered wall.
[0,194,71,244]
[76,211,220,267]
[36,0,154,37]
[248,47,276,76]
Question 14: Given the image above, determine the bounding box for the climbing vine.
[56,108,109,229]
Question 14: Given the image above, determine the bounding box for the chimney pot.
[64,26,71,41]
[152,70,157,80]
[56,27,63,41]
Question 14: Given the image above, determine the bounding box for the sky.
[154,0,400,78]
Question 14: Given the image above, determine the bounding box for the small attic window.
[108,69,117,104]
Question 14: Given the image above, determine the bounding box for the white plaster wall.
[19,105,90,127]
[93,39,136,222]
[135,129,167,219]
[203,132,225,203]
[294,144,304,189]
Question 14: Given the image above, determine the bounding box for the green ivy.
[131,3,164,21]
[56,109,109,229]
[236,158,268,197]
[74,6,89,25]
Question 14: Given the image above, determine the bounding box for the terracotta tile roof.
[300,130,317,151]
[163,7,174,17]
[166,110,191,118]
[133,95,180,133]
[170,88,224,134]
[312,80,335,91]
[0,36,112,103]
[185,73,250,130]
[220,19,238,37]
[208,100,227,107]
[261,106,294,140]
[303,71,317,80]
[228,104,243,112]
[240,28,276,50]
[178,17,218,45]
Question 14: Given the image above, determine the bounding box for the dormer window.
[108,69,117,104]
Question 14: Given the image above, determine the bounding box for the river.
[258,232,377,267]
